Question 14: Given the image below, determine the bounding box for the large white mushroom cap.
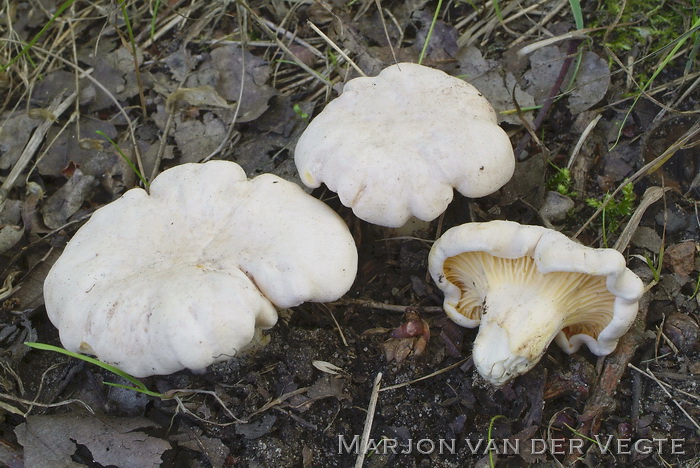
[429,220,644,386]
[44,161,358,377]
[294,62,515,228]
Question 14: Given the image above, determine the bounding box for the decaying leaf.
[171,426,230,468]
[15,414,170,468]
[0,225,23,256]
[0,199,24,255]
[665,241,697,277]
[306,375,349,401]
[173,112,228,163]
[185,44,277,123]
[382,309,430,364]
[30,70,78,107]
[0,111,41,169]
[41,169,97,229]
[7,248,62,313]
[167,86,235,112]
[37,118,117,177]
[567,51,610,114]
[457,46,535,125]
[233,131,299,182]
[523,45,610,114]
[236,414,277,440]
[312,360,345,376]
[412,10,458,62]
[81,44,142,109]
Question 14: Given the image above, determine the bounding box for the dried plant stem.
[336,298,443,313]
[563,295,649,465]
[574,121,700,238]
[567,113,601,170]
[355,372,382,468]
[380,358,469,392]
[508,0,569,48]
[0,391,92,414]
[0,91,76,204]
[202,3,247,163]
[514,39,581,160]
[613,186,670,252]
[0,39,147,183]
[628,365,700,432]
[307,21,366,77]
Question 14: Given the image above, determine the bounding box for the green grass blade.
[103,382,166,398]
[150,0,162,41]
[569,0,584,30]
[418,0,444,65]
[95,130,149,187]
[1,0,78,72]
[493,0,503,22]
[612,17,700,149]
[488,415,505,467]
[24,342,164,397]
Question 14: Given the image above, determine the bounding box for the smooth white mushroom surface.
[428,220,644,386]
[294,62,515,228]
[44,161,358,377]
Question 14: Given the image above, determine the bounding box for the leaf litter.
[0,0,698,466]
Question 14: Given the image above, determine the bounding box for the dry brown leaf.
[15,414,170,468]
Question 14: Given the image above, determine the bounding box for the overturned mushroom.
[44,161,358,377]
[428,220,644,386]
[294,62,515,228]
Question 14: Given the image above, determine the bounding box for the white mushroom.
[428,220,644,386]
[294,62,515,228]
[43,161,358,377]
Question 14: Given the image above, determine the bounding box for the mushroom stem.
[472,283,566,386]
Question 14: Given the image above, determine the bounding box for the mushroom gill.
[443,251,616,340]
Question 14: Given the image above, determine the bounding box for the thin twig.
[0,39,146,184]
[574,122,700,238]
[514,40,581,160]
[202,3,247,163]
[335,298,443,313]
[355,372,382,468]
[380,358,469,392]
[628,364,700,433]
[320,303,348,347]
[0,391,93,414]
[307,21,366,77]
[567,113,602,170]
[0,91,76,204]
[613,186,670,252]
[374,0,398,65]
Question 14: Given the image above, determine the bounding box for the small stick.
[563,294,649,465]
[514,40,581,160]
[320,303,348,347]
[629,364,700,433]
[380,358,469,392]
[567,113,602,170]
[613,186,670,252]
[508,0,569,48]
[355,372,382,468]
[574,122,700,239]
[307,21,366,77]
[0,91,76,204]
[335,298,443,313]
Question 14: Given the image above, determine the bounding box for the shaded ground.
[0,1,699,467]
